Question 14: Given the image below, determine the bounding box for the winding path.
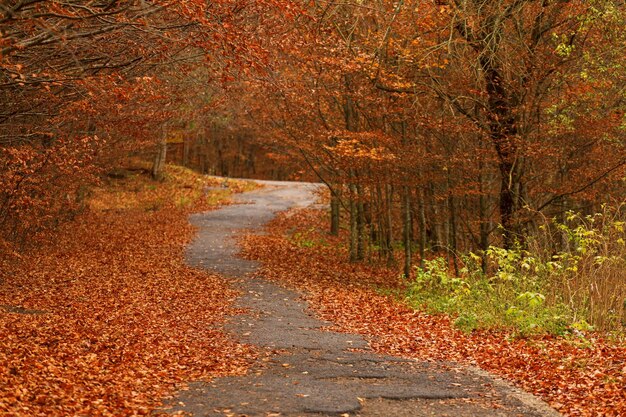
[169,180,560,417]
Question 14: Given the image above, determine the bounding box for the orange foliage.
[0,170,256,416]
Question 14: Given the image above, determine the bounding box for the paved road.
[168,180,560,417]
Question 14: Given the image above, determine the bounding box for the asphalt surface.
[167,180,561,417]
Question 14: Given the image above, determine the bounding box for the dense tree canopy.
[0,0,297,249]
[1,0,624,261]
[231,0,625,262]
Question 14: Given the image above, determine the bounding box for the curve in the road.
[168,180,560,417]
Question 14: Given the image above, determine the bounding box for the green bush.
[406,204,626,335]
[406,249,572,336]
[535,205,626,331]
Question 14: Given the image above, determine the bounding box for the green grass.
[405,253,574,337]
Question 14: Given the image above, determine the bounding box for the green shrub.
[534,205,626,331]
[406,250,572,336]
[406,204,626,335]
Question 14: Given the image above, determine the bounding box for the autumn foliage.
[223,0,626,272]
[0,0,298,253]
[0,165,256,416]
[1,0,625,415]
[211,0,626,336]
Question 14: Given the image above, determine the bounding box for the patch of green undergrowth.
[406,205,626,336]
[406,252,573,336]
[289,227,328,248]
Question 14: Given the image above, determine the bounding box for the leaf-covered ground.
[0,166,257,416]
[241,209,626,417]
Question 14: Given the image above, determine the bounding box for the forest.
[1,1,625,416]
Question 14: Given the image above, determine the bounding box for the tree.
[222,0,624,267]
[0,0,298,251]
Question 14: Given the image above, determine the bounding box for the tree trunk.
[417,187,426,268]
[428,183,443,251]
[343,73,360,260]
[402,185,412,279]
[385,183,395,266]
[349,182,358,262]
[478,153,490,273]
[356,183,366,261]
[152,124,167,181]
[375,183,386,262]
[481,57,521,248]
[182,133,191,167]
[330,187,340,236]
[448,192,459,276]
